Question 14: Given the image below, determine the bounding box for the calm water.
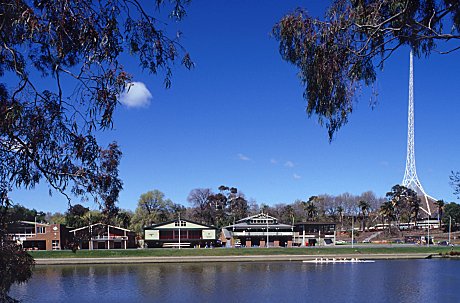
[10,259,460,303]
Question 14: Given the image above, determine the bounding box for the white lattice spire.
[401,51,436,217]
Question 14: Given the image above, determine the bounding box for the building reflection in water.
[9,260,460,303]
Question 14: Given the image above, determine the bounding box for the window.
[175,221,187,226]
[36,226,46,234]
[160,230,174,239]
[188,230,201,239]
[52,240,60,250]
[173,230,187,239]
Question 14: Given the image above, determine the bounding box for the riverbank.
[30,246,459,265]
[34,253,441,265]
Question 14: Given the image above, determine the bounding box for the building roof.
[221,228,232,239]
[236,213,278,223]
[223,213,294,230]
[224,223,293,230]
[69,223,132,233]
[13,221,49,226]
[294,222,337,226]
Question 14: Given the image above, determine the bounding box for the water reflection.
[10,260,460,303]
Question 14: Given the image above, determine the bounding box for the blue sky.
[10,1,460,212]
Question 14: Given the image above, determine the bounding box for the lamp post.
[178,213,181,250]
[351,215,354,249]
[302,224,306,247]
[266,217,269,248]
[449,216,452,244]
[232,217,235,248]
[427,220,430,247]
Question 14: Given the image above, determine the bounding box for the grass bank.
[29,246,460,259]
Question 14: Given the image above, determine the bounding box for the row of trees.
[377,185,460,234]
[12,185,458,236]
[9,186,390,232]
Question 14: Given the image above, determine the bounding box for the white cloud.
[119,82,152,108]
[284,161,294,168]
[380,161,389,167]
[270,158,278,164]
[293,173,301,179]
[237,153,251,161]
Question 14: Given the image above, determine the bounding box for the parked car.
[324,239,334,245]
[438,241,449,246]
[335,240,347,245]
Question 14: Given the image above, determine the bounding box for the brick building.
[7,221,72,250]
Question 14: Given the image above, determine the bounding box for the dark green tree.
[47,212,66,225]
[208,192,228,227]
[386,184,419,227]
[435,199,445,225]
[260,204,270,215]
[0,1,192,300]
[443,202,460,231]
[273,0,460,140]
[229,196,249,222]
[379,201,395,234]
[93,143,123,224]
[0,241,35,303]
[280,204,296,225]
[409,195,421,228]
[0,204,46,223]
[385,185,419,228]
[207,186,248,228]
[358,200,370,231]
[65,204,90,228]
[337,206,344,230]
[115,210,133,229]
[301,196,321,221]
[305,202,318,222]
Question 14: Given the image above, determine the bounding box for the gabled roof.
[144,218,217,230]
[69,223,132,233]
[222,228,232,239]
[236,213,278,223]
[294,222,337,226]
[6,221,50,230]
[224,223,293,230]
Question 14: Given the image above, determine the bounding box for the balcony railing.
[159,236,203,240]
[8,233,36,240]
[232,231,293,237]
[293,232,335,236]
[91,236,128,241]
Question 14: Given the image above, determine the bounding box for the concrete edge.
[34,253,437,265]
